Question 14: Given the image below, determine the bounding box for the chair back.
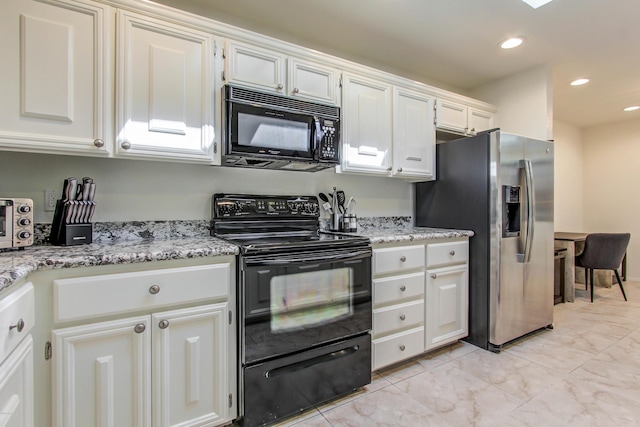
[578,233,630,270]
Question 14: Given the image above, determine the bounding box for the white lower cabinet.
[52,303,229,427]
[0,282,35,427]
[36,259,236,427]
[371,238,469,370]
[425,265,468,350]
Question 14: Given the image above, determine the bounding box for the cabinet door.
[288,57,340,104]
[52,316,151,427]
[116,11,214,162]
[341,73,392,174]
[152,303,232,427]
[435,98,468,134]
[0,0,112,156]
[225,40,286,93]
[392,88,435,179]
[468,108,495,135]
[425,265,468,350]
[0,336,33,427]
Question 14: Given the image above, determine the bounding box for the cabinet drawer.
[54,263,231,322]
[373,300,424,337]
[373,327,424,371]
[426,241,468,268]
[373,245,425,275]
[373,272,424,306]
[0,283,34,365]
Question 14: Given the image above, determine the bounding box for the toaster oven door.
[0,200,13,248]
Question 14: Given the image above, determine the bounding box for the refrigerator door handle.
[518,159,535,263]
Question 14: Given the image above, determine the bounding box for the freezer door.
[490,134,554,347]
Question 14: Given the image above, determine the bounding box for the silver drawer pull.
[400,285,406,292]
[449,250,456,256]
[399,314,406,321]
[400,256,407,262]
[431,273,437,279]
[93,138,104,148]
[134,324,146,334]
[149,285,160,294]
[158,320,170,329]
[399,344,406,351]
[9,319,25,333]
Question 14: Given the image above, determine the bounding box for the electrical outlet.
[45,189,57,212]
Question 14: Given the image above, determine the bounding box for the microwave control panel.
[318,118,339,162]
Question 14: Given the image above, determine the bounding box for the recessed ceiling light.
[570,78,590,86]
[500,37,524,49]
[624,106,640,112]
[521,0,554,8]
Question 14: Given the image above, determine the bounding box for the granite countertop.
[0,236,239,294]
[347,226,474,245]
[0,218,473,295]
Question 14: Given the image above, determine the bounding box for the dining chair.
[575,233,630,303]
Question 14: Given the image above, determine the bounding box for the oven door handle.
[245,248,371,266]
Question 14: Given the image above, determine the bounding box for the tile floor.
[274,280,640,426]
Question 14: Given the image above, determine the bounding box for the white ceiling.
[158,0,640,129]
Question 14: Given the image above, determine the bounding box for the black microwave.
[223,85,340,172]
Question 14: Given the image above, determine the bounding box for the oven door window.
[271,267,352,332]
[242,248,372,364]
[0,202,8,238]
[229,102,313,159]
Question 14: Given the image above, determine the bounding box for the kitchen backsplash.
[33,216,412,245]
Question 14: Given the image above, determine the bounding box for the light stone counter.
[0,236,238,294]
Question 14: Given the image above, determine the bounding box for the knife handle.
[87,183,96,201]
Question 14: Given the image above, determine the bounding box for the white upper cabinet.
[225,40,340,105]
[0,0,112,156]
[341,72,393,174]
[392,88,435,179]
[468,107,495,135]
[116,10,216,163]
[435,98,494,136]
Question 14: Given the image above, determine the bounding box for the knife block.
[49,199,94,246]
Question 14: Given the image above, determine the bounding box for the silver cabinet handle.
[149,285,160,294]
[397,167,403,173]
[276,83,283,90]
[399,314,406,321]
[449,250,456,256]
[399,344,406,351]
[121,141,131,150]
[293,87,299,93]
[431,273,437,279]
[400,256,407,262]
[158,320,170,329]
[93,139,104,148]
[9,319,25,333]
[134,324,146,334]
[400,285,406,292]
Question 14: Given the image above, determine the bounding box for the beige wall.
[0,151,413,223]
[553,120,584,232]
[471,65,553,141]
[582,118,640,280]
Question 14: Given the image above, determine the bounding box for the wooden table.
[553,232,587,302]
[554,232,627,302]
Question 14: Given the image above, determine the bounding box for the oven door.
[241,246,372,365]
[0,201,12,248]
[228,101,315,161]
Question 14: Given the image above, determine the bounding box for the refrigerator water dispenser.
[502,185,520,237]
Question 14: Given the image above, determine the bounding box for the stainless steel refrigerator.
[415,129,554,351]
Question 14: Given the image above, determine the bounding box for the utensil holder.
[49,199,95,245]
[330,213,342,232]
